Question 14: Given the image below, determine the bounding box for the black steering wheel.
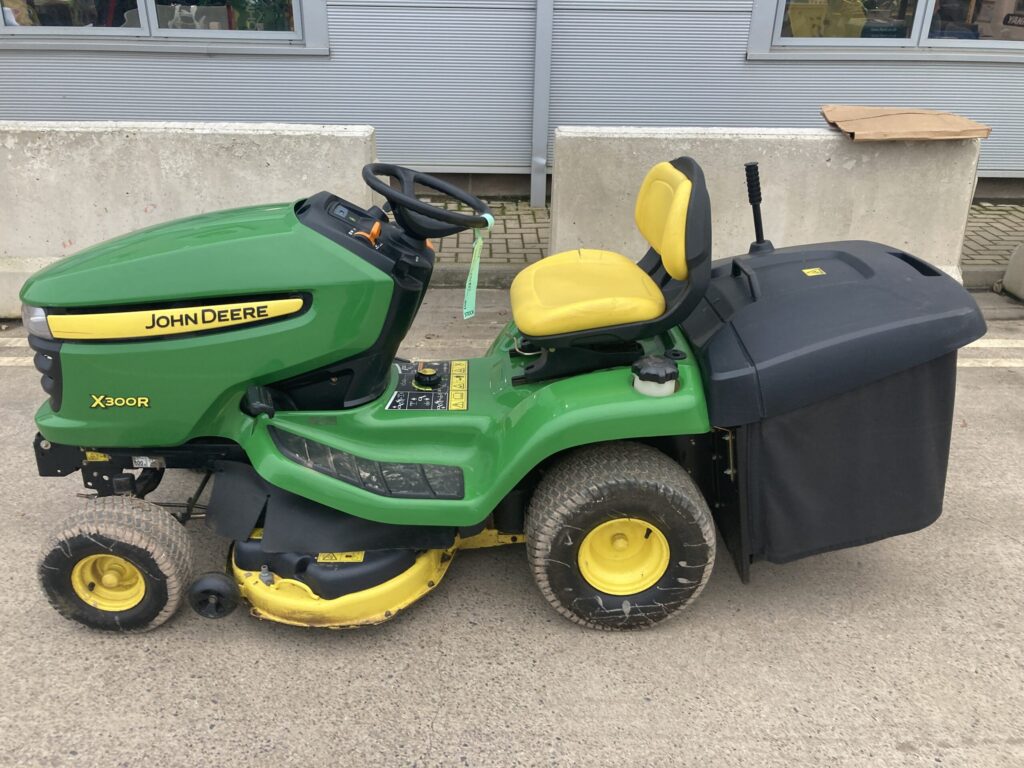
[361,163,492,240]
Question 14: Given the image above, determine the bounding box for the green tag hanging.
[463,212,494,320]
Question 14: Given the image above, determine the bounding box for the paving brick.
[430,198,549,265]
[961,202,1024,267]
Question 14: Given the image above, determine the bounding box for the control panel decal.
[386,360,468,411]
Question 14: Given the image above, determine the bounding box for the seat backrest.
[634,157,711,282]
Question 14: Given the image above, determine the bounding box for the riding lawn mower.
[22,158,985,632]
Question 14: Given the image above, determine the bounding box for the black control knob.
[414,366,442,389]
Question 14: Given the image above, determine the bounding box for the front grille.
[28,335,63,412]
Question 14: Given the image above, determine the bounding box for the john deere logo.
[144,305,270,330]
[47,298,304,341]
[91,395,151,409]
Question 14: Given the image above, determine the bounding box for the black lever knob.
[744,161,768,249]
[744,162,762,205]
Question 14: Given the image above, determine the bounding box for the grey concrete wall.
[0,121,375,316]
[551,127,980,280]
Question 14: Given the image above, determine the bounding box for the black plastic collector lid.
[682,241,987,427]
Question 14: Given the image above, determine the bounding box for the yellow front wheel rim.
[578,518,670,596]
[70,554,146,612]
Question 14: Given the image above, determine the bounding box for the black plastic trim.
[295,192,396,274]
[32,433,247,494]
[268,426,465,500]
[207,461,458,553]
[28,335,63,411]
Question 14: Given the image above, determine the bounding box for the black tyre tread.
[39,496,193,632]
[526,441,716,631]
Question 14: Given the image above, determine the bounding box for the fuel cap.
[631,356,679,384]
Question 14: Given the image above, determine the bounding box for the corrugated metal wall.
[550,0,1023,174]
[0,0,537,169]
[1,0,1022,173]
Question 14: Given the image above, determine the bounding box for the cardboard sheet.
[821,104,991,142]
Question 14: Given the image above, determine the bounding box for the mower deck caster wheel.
[38,496,194,632]
[187,572,240,619]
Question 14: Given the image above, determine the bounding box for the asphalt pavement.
[0,289,1021,768]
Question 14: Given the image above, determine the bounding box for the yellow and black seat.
[510,156,712,381]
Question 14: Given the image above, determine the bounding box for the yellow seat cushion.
[635,161,692,282]
[510,249,666,337]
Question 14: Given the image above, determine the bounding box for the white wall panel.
[1,0,1021,173]
[0,1,537,169]
[550,2,1022,173]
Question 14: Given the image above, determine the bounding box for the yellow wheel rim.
[70,554,146,612]
[577,518,670,596]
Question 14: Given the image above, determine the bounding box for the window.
[0,0,326,51]
[929,0,1024,43]
[1,0,145,30]
[751,0,1024,57]
[151,0,294,34]
[779,0,922,42]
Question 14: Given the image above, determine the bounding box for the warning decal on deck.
[316,551,365,563]
[385,360,469,411]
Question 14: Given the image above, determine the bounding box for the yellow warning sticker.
[449,360,468,411]
[802,267,827,277]
[316,551,365,563]
[249,527,264,541]
[84,451,111,462]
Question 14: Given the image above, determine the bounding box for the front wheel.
[38,496,193,632]
[526,441,716,631]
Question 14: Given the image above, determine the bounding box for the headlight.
[21,305,53,340]
[269,426,464,500]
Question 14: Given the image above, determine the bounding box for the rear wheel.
[38,496,193,632]
[526,441,715,631]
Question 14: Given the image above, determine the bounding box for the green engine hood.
[21,202,335,308]
[25,199,399,447]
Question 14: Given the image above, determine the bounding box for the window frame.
[768,0,931,48]
[749,0,1024,61]
[0,0,326,54]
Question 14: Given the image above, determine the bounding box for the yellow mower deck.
[232,529,523,629]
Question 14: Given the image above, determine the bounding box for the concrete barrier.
[0,121,376,316]
[999,244,1024,301]
[551,127,980,280]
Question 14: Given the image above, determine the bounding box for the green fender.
[236,325,711,527]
